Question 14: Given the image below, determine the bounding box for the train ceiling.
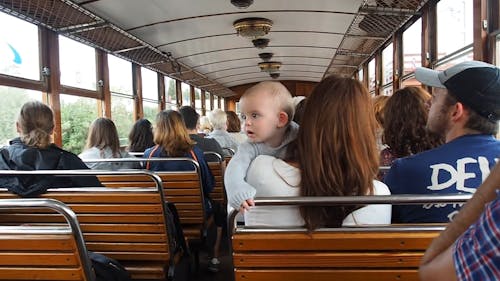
[0,0,429,97]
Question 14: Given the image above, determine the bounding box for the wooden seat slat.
[233,252,423,267]
[0,253,79,265]
[85,243,168,252]
[0,268,85,280]
[83,233,167,242]
[234,269,419,281]
[0,236,76,250]
[0,214,163,223]
[79,224,165,233]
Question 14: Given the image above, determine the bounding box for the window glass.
[181,82,190,106]
[60,94,98,154]
[0,12,39,80]
[165,76,176,109]
[111,95,135,146]
[358,69,363,82]
[143,101,158,123]
[109,55,132,96]
[141,67,158,101]
[368,59,376,93]
[204,92,210,111]
[0,86,42,145]
[195,88,202,112]
[437,0,473,60]
[434,49,473,71]
[382,43,393,86]
[496,34,500,68]
[403,18,422,75]
[59,36,97,90]
[401,75,421,88]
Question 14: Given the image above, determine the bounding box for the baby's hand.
[239,198,255,213]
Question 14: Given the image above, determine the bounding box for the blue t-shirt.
[384,134,500,223]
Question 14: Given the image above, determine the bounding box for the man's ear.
[450,102,466,122]
[277,111,289,127]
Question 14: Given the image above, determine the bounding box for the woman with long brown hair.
[380,87,444,172]
[244,75,391,229]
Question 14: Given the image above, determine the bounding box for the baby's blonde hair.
[242,81,294,125]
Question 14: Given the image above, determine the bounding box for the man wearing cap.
[384,60,500,223]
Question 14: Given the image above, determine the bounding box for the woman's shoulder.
[372,180,391,195]
[78,147,99,159]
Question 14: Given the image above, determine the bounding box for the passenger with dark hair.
[128,119,154,153]
[0,101,101,196]
[79,118,139,170]
[372,95,390,151]
[379,86,443,178]
[385,61,500,223]
[244,75,391,229]
[292,96,306,125]
[225,110,247,144]
[144,110,223,272]
[178,106,224,158]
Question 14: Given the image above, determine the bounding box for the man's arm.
[420,162,500,265]
[419,247,457,281]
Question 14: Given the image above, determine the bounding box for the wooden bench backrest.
[96,158,206,242]
[0,186,172,281]
[204,151,226,206]
[0,198,94,281]
[232,229,439,281]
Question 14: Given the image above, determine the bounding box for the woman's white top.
[79,147,140,170]
[244,155,392,227]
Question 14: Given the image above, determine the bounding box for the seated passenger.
[244,75,391,228]
[379,87,443,179]
[420,162,500,281]
[225,110,247,144]
[128,118,154,153]
[79,118,140,170]
[207,109,239,156]
[385,61,500,223]
[0,101,101,196]
[144,110,223,272]
[372,95,390,151]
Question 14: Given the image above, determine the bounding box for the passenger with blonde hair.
[0,101,101,196]
[244,75,391,228]
[199,115,213,135]
[225,81,299,212]
[372,95,390,151]
[207,109,239,156]
[225,110,247,144]
[79,117,140,170]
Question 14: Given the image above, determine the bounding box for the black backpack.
[88,251,131,281]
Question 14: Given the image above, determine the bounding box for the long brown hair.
[154,110,194,156]
[226,111,241,132]
[17,101,54,149]
[383,86,443,158]
[85,118,121,157]
[298,75,379,230]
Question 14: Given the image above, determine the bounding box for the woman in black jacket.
[0,101,101,196]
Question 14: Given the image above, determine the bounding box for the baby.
[224,81,298,211]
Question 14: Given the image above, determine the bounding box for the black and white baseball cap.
[415,61,500,122]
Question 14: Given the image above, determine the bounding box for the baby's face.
[240,92,282,145]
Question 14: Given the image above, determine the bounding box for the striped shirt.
[453,191,500,280]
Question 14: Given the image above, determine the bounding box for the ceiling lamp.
[233,17,273,39]
[231,0,253,9]
[259,52,273,61]
[258,61,282,73]
[270,73,280,79]
[252,38,270,49]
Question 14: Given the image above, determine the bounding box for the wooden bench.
[231,195,471,281]
[204,152,227,207]
[0,170,178,281]
[0,198,94,281]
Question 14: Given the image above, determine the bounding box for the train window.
[195,88,202,114]
[496,34,500,67]
[60,94,98,154]
[368,59,376,94]
[403,18,422,75]
[0,86,42,146]
[109,55,134,143]
[181,82,190,106]
[0,12,39,81]
[165,76,177,110]
[382,43,393,88]
[434,48,473,71]
[437,0,473,60]
[358,69,363,82]
[59,36,97,91]
[204,92,210,112]
[141,67,159,122]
